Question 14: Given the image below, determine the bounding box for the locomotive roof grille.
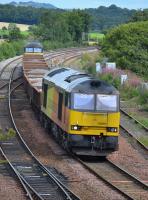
[48,68,68,77]
[65,74,90,83]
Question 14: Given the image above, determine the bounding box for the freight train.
[23,42,120,156]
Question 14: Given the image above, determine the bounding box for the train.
[23,42,120,157]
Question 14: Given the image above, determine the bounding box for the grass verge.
[139,136,148,147]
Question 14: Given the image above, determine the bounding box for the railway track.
[121,108,148,131]
[1,66,80,200]
[0,58,33,199]
[0,56,22,91]
[0,151,33,200]
[120,109,148,152]
[75,156,148,200]
[44,47,97,67]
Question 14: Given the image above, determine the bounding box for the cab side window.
[65,92,68,107]
[58,92,63,120]
[43,84,48,108]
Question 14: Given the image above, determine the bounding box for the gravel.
[108,136,148,182]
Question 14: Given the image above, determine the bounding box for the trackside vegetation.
[0,40,25,61]
[102,21,148,80]
[0,128,16,141]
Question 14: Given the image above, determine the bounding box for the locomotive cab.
[24,42,43,54]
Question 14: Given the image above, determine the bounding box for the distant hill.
[9,1,57,9]
[86,4,136,31]
[0,3,136,30]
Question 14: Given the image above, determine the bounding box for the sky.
[1,0,148,9]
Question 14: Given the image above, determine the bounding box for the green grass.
[0,95,5,99]
[89,32,105,40]
[0,128,16,141]
[21,31,30,37]
[139,136,148,147]
[0,160,8,164]
[0,29,9,36]
[0,29,30,38]
[136,117,148,128]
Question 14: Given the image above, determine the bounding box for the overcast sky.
[1,0,148,9]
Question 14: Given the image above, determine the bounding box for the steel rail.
[120,109,148,151]
[0,56,22,78]
[120,108,148,131]
[120,125,148,151]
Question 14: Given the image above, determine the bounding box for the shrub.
[0,128,16,141]
[0,40,25,61]
[138,90,148,105]
[42,40,78,51]
[120,84,139,100]
[102,21,148,79]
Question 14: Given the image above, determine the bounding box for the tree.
[8,23,22,40]
[2,26,7,30]
[102,21,148,79]
[130,9,148,22]
[85,5,135,31]
[31,9,91,43]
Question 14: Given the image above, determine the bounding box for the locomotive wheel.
[62,132,70,152]
[51,122,59,139]
[39,113,44,127]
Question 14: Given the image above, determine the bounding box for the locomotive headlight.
[74,126,78,130]
[71,125,81,131]
[107,127,118,132]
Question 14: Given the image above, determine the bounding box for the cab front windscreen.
[72,93,118,112]
[73,93,95,110]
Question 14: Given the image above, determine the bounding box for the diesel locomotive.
[23,42,120,156]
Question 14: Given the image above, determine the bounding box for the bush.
[0,42,15,60]
[120,85,139,100]
[138,90,148,105]
[99,73,120,89]
[102,21,148,79]
[81,53,99,75]
[0,128,16,141]
[0,40,25,61]
[42,40,79,51]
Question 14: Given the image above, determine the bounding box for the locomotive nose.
[82,112,108,126]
